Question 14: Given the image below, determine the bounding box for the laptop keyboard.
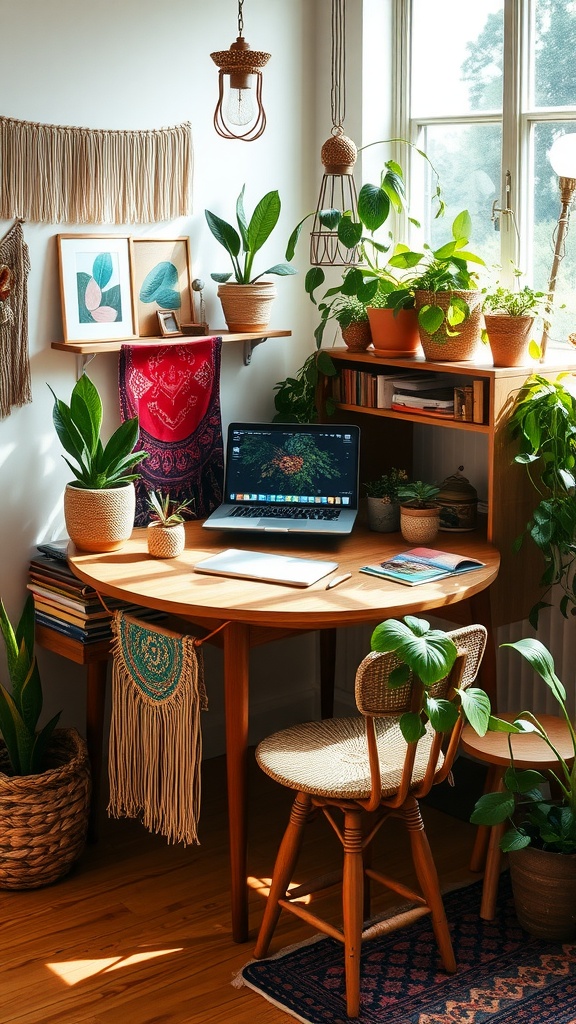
[229,504,341,521]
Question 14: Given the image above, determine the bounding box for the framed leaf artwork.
[130,237,194,337]
[57,234,136,342]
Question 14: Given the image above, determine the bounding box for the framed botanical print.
[130,236,194,337]
[57,234,136,342]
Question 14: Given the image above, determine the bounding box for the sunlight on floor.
[248,876,311,904]
[47,947,182,986]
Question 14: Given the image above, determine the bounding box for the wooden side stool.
[460,713,575,919]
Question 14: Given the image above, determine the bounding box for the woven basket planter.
[400,504,441,544]
[341,321,372,351]
[217,281,277,332]
[64,482,135,553]
[414,289,483,361]
[483,313,535,367]
[0,728,91,890]
[509,845,576,941]
[147,522,185,558]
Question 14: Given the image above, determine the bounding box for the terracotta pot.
[147,522,186,558]
[217,281,277,332]
[367,307,421,358]
[509,845,576,941]
[341,320,372,351]
[366,498,400,533]
[400,503,441,544]
[483,313,535,367]
[414,289,483,361]
[64,482,135,553]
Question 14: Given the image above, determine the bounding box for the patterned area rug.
[238,877,576,1023]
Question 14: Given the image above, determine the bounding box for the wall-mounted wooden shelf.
[51,329,292,365]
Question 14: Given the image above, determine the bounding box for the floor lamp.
[540,133,576,361]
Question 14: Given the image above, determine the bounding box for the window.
[397,0,576,346]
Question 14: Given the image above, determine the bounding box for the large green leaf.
[370,616,457,685]
[246,190,281,254]
[205,209,241,259]
[71,375,103,454]
[458,686,491,736]
[357,183,391,232]
[503,637,567,704]
[0,599,19,687]
[470,790,515,825]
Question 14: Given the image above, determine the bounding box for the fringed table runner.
[0,219,31,418]
[119,338,224,525]
[109,612,208,846]
[0,115,193,223]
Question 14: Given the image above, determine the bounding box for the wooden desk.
[67,521,499,942]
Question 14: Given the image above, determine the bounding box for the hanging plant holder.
[210,0,270,142]
[310,0,360,266]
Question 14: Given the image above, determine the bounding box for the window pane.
[532,0,576,109]
[411,0,503,116]
[530,122,576,346]
[414,123,501,270]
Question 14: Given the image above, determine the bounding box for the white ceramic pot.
[64,483,135,553]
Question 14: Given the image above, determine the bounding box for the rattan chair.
[254,624,487,1018]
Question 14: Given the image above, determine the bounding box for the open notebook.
[193,549,339,587]
[202,422,360,535]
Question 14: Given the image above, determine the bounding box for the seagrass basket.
[0,728,91,889]
[64,482,136,553]
[217,282,277,332]
[414,289,483,361]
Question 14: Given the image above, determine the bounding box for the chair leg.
[254,790,311,959]
[480,821,505,920]
[405,798,456,974]
[342,808,365,1019]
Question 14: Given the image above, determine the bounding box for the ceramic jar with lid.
[438,467,478,532]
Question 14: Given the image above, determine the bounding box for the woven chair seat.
[256,715,441,800]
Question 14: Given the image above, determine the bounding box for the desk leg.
[223,621,251,943]
[469,588,497,712]
[85,657,108,843]
[320,628,336,719]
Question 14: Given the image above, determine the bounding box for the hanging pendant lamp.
[310,0,360,266]
[210,0,270,142]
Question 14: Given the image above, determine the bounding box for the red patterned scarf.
[119,338,224,525]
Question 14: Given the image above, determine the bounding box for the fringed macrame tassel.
[108,613,208,846]
[0,116,193,224]
[0,219,31,418]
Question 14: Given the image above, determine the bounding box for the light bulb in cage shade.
[225,85,255,127]
[548,134,576,178]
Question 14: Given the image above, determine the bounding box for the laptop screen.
[224,423,360,509]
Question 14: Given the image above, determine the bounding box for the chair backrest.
[354,624,488,810]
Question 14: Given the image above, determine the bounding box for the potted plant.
[146,490,194,558]
[507,372,576,627]
[50,373,148,553]
[470,636,576,939]
[205,184,296,332]
[364,467,408,532]
[0,595,91,889]
[272,350,338,424]
[389,211,486,361]
[365,277,421,358]
[482,279,546,367]
[397,479,441,543]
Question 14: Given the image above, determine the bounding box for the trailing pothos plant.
[370,615,491,742]
[272,349,338,424]
[508,372,576,627]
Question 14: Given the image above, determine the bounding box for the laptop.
[202,421,360,535]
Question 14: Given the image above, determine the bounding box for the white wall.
[0,0,336,757]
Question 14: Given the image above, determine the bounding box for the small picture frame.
[130,236,194,337]
[57,234,136,343]
[157,309,183,337]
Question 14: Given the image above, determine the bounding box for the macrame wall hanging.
[0,219,31,418]
[0,115,193,224]
[108,612,208,847]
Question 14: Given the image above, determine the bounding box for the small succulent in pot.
[397,480,441,508]
[146,491,194,526]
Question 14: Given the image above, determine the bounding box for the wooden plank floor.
[0,754,482,1024]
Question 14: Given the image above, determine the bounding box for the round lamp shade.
[548,133,576,177]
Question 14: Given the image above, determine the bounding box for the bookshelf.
[318,347,576,627]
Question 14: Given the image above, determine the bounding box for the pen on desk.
[326,572,352,590]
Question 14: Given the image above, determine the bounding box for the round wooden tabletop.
[68,521,500,631]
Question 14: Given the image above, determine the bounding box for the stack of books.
[29,542,164,644]
[391,376,456,419]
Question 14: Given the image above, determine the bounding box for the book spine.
[473,379,485,423]
[27,582,102,612]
